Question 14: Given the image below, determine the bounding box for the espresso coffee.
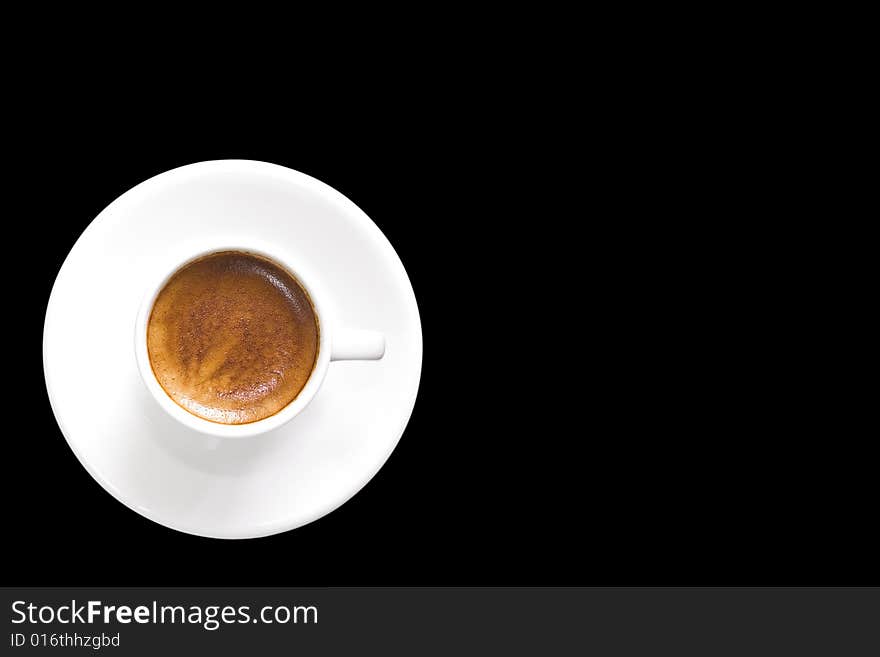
[146,251,319,425]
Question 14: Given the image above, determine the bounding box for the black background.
[6,109,874,587]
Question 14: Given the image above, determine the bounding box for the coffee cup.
[135,242,385,438]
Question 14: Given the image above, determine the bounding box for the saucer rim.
[42,159,422,539]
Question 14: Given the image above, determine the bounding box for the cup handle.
[331,328,386,361]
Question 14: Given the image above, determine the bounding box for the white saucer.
[43,161,422,539]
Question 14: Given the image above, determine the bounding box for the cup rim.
[134,241,332,439]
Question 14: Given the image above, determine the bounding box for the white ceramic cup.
[134,242,385,438]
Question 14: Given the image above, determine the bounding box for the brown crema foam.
[147,251,319,425]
